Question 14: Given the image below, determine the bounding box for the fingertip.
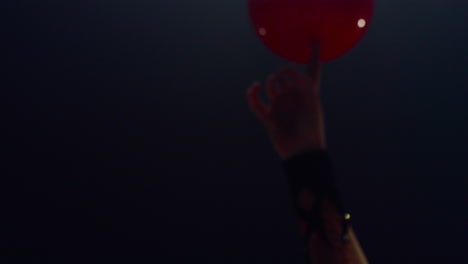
[268,74,279,84]
[247,81,258,93]
[246,82,262,104]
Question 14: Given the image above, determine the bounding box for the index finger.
[306,41,321,93]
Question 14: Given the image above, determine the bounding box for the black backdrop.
[2,0,466,263]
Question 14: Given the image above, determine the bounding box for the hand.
[246,48,326,159]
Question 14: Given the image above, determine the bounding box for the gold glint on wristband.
[342,212,351,243]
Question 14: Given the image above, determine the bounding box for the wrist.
[276,140,326,160]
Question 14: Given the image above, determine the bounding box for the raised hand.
[246,46,326,159]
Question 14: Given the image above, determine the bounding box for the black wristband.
[283,150,350,245]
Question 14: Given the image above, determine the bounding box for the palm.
[247,67,326,159]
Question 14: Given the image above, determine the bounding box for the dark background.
[2,0,466,263]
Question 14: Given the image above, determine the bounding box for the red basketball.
[248,0,374,63]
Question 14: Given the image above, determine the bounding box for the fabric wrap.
[283,150,348,245]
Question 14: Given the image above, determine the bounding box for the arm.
[246,47,368,263]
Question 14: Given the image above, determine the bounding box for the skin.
[246,46,368,264]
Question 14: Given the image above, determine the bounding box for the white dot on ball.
[259,27,267,36]
[358,19,366,28]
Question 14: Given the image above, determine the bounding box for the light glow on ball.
[358,18,366,28]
